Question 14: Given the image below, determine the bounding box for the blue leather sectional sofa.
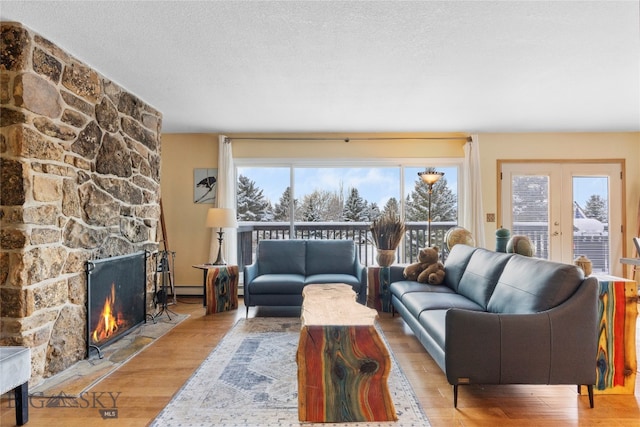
[389,244,598,408]
[243,239,367,317]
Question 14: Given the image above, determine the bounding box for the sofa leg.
[453,384,458,408]
[245,306,249,319]
[577,384,594,408]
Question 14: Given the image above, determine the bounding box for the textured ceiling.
[2,1,639,134]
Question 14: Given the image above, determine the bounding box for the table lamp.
[206,208,237,265]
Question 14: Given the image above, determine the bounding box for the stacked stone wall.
[0,22,163,384]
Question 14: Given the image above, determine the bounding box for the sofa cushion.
[401,292,484,319]
[487,255,585,314]
[456,248,513,309]
[305,274,361,287]
[248,274,306,294]
[390,280,456,300]
[442,244,477,292]
[257,240,306,275]
[306,240,356,275]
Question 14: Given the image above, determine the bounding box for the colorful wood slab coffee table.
[297,283,397,422]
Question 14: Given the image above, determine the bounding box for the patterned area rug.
[151,317,430,427]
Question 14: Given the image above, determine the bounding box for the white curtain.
[209,135,238,264]
[463,135,486,248]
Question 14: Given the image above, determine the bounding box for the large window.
[235,161,460,265]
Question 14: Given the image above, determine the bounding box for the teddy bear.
[402,246,446,285]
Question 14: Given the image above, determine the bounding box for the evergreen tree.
[273,186,297,221]
[381,197,400,218]
[368,202,381,221]
[300,193,322,222]
[342,187,368,221]
[583,195,608,222]
[237,174,271,221]
[405,176,457,222]
[403,177,456,257]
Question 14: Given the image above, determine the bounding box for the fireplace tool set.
[151,250,177,321]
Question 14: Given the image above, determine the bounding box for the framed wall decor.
[194,168,217,204]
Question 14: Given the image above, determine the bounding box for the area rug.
[32,312,188,398]
[151,317,430,427]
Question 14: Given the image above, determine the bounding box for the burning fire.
[91,283,125,343]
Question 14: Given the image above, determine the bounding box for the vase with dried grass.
[370,213,406,267]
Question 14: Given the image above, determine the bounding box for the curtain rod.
[227,136,472,142]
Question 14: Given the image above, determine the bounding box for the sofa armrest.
[389,265,406,283]
[445,277,598,386]
[353,258,367,304]
[244,262,259,284]
[243,263,259,305]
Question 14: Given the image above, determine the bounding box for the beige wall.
[230,133,466,159]
[162,132,640,291]
[161,134,218,292]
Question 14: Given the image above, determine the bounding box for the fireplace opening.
[86,251,147,358]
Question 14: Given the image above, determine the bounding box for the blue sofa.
[243,239,367,317]
[389,244,598,408]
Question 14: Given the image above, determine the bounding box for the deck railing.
[236,221,456,271]
[235,221,611,274]
[511,223,609,273]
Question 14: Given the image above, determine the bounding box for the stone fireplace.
[0,22,163,385]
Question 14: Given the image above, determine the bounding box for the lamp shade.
[418,170,444,185]
[206,208,237,228]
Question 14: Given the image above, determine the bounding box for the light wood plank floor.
[2,297,639,427]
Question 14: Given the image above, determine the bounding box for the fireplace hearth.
[86,252,147,358]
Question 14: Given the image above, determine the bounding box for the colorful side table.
[192,264,239,314]
[367,266,392,312]
[593,274,637,394]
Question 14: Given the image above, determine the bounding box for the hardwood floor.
[2,297,639,427]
